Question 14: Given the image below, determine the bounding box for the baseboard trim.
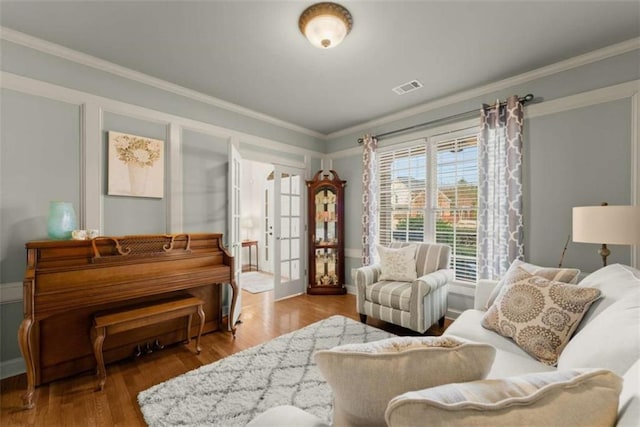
[446,308,462,320]
[345,284,356,295]
[0,282,23,304]
[1,357,25,380]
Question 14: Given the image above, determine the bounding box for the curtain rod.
[357,93,535,144]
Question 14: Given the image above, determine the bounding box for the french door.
[273,165,305,300]
[228,142,242,327]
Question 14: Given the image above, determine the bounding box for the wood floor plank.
[0,292,450,426]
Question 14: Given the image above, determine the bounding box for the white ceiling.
[1,1,638,136]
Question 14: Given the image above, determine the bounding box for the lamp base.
[598,243,610,267]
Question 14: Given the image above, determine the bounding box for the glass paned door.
[228,143,242,327]
[273,166,304,300]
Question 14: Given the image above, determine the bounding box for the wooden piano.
[18,233,236,409]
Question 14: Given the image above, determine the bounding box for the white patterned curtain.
[361,134,378,265]
[477,95,524,280]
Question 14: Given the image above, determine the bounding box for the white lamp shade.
[303,14,348,49]
[573,205,640,245]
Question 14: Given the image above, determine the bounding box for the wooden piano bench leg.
[185,313,193,347]
[91,326,107,392]
[195,303,205,354]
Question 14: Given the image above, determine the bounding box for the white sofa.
[436,263,640,426]
[249,263,640,426]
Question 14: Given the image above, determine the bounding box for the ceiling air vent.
[392,80,423,95]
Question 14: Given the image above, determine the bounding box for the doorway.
[239,159,305,301]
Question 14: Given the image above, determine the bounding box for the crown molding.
[327,37,640,139]
[2,26,638,143]
[0,26,326,140]
[0,71,326,161]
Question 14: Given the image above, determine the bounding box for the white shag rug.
[138,315,394,426]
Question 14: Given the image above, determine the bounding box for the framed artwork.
[108,131,164,198]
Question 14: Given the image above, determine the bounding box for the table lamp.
[572,203,640,267]
[241,217,255,241]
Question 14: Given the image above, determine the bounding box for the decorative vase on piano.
[47,201,77,240]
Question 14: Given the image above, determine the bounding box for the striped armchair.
[355,242,453,334]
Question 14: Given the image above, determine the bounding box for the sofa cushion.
[482,267,601,365]
[446,310,537,358]
[314,336,495,427]
[575,263,640,334]
[485,259,580,309]
[444,311,556,378]
[365,281,411,311]
[558,287,640,377]
[385,369,622,427]
[377,244,418,282]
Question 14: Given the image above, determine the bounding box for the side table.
[242,240,258,272]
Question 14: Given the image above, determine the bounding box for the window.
[377,130,478,282]
[378,144,427,246]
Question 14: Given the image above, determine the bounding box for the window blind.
[433,135,478,282]
[378,145,427,247]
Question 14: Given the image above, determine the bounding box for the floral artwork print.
[113,134,162,168]
[108,131,164,198]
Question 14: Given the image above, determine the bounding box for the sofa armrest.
[355,264,382,288]
[474,279,499,311]
[355,264,382,314]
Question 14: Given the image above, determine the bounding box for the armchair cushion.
[385,369,622,427]
[377,244,418,282]
[367,281,412,311]
[314,336,496,427]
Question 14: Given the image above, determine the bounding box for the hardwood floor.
[1,291,451,426]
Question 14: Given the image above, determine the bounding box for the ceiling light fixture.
[299,2,353,49]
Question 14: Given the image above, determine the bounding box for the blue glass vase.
[47,201,77,240]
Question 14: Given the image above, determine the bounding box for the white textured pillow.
[485,259,581,309]
[385,369,622,427]
[314,336,496,427]
[377,244,418,282]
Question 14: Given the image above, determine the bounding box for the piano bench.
[90,295,205,392]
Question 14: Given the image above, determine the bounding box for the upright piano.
[18,233,236,408]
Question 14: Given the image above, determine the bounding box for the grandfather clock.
[306,170,346,295]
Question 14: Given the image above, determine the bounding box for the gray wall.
[1,89,81,283]
[0,32,638,372]
[329,51,639,285]
[0,39,323,372]
[102,113,168,235]
[526,99,631,272]
[0,89,81,364]
[1,40,324,151]
[182,130,229,236]
[327,50,640,152]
